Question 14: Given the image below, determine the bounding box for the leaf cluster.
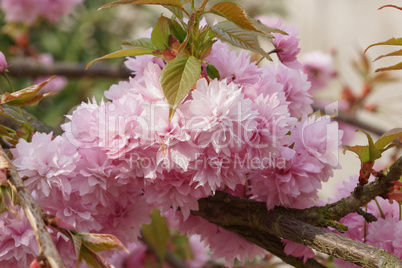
[87,0,285,119]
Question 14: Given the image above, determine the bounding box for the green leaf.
[159,54,201,119]
[142,209,170,264]
[164,5,183,19]
[167,19,187,43]
[0,106,28,125]
[99,0,182,10]
[365,38,402,54]
[121,37,156,50]
[376,62,402,72]
[70,232,83,259]
[375,128,402,151]
[206,64,220,80]
[86,48,154,69]
[344,130,382,164]
[251,18,287,36]
[81,233,128,253]
[210,21,272,60]
[374,49,402,61]
[171,235,193,261]
[79,246,114,268]
[209,2,269,36]
[152,16,171,50]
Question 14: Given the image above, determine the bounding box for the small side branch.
[0,146,65,268]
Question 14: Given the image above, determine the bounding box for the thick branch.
[8,60,132,79]
[192,156,402,267]
[0,146,65,268]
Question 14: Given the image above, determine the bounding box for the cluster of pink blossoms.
[0,0,83,25]
[1,19,345,267]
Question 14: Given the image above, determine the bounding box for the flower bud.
[0,51,7,73]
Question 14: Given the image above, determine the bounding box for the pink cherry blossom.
[301,51,336,92]
[257,17,302,69]
[0,51,7,73]
[0,207,38,268]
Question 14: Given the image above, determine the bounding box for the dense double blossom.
[3,21,346,267]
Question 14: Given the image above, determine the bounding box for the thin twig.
[0,146,65,268]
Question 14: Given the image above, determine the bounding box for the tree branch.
[7,59,132,79]
[0,146,65,268]
[192,155,402,267]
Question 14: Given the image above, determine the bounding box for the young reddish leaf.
[374,128,402,151]
[151,16,172,50]
[99,0,182,10]
[121,38,156,50]
[209,2,270,36]
[0,77,55,106]
[159,54,201,119]
[343,130,382,164]
[379,5,402,11]
[374,49,402,61]
[142,209,170,264]
[210,21,272,60]
[81,233,128,253]
[365,37,402,54]
[86,48,154,69]
[376,62,402,72]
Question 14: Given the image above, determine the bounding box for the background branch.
[0,146,65,268]
[7,59,132,79]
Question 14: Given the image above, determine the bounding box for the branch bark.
[192,155,402,268]
[0,146,65,267]
[7,59,132,79]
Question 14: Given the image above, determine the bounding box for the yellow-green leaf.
[209,2,270,36]
[376,62,402,72]
[81,233,128,253]
[365,37,402,54]
[344,130,382,164]
[151,16,171,50]
[210,21,272,60]
[99,0,182,10]
[251,18,287,36]
[79,246,114,268]
[163,5,183,19]
[159,54,201,119]
[142,209,170,264]
[121,38,156,50]
[86,48,154,69]
[374,49,402,61]
[375,128,402,150]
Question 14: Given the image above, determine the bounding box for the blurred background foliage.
[0,0,286,129]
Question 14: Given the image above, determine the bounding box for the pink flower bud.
[0,51,7,73]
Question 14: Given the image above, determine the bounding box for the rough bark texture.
[192,155,402,268]
[0,147,65,268]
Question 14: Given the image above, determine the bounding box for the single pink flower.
[0,51,7,73]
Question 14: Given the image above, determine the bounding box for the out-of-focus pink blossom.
[34,54,67,93]
[0,0,83,25]
[0,51,7,73]
[301,51,336,92]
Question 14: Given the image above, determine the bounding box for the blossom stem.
[374,198,385,219]
[2,71,14,92]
